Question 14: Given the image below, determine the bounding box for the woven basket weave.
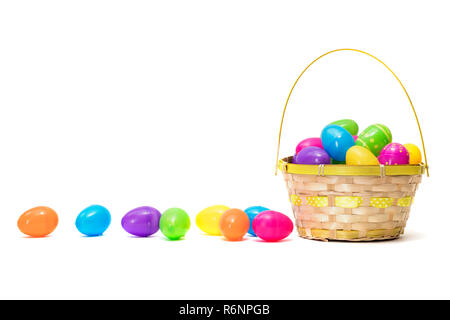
[282,158,422,241]
[276,49,428,241]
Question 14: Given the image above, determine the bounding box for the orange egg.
[219,209,250,241]
[17,206,59,237]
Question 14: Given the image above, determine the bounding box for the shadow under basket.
[280,157,424,241]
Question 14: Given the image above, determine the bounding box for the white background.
[0,0,448,299]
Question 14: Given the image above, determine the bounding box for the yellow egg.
[346,146,379,165]
[404,143,422,164]
[195,205,230,235]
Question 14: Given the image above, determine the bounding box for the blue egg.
[244,206,270,236]
[75,205,111,237]
[321,124,355,161]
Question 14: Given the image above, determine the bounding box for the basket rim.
[279,157,424,176]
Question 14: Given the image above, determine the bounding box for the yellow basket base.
[297,227,403,242]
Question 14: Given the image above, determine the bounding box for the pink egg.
[353,135,358,142]
[295,137,323,154]
[252,211,293,242]
[378,143,409,165]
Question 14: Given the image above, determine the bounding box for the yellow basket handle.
[275,48,429,177]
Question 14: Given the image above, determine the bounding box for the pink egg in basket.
[378,143,409,165]
[295,137,323,154]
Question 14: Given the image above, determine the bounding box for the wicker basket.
[276,49,429,241]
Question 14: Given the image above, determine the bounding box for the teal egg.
[321,125,355,162]
[244,206,270,236]
[75,205,111,237]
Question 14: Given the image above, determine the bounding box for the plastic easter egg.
[76,205,111,237]
[293,146,330,165]
[321,125,355,161]
[331,158,345,164]
[378,143,409,165]
[17,206,59,237]
[329,119,359,136]
[252,211,293,242]
[122,206,161,237]
[159,208,190,240]
[196,205,230,235]
[244,206,269,236]
[295,137,323,154]
[355,124,392,156]
[353,135,358,142]
[219,209,250,241]
[404,143,422,164]
[346,146,379,165]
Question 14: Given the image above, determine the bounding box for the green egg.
[331,158,346,164]
[329,119,359,136]
[159,208,191,240]
[355,124,392,156]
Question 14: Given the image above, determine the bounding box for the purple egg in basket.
[293,146,331,165]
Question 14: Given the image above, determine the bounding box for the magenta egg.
[295,137,323,154]
[252,211,293,242]
[353,135,358,142]
[293,146,330,165]
[378,143,409,165]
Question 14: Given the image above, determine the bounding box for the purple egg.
[121,206,161,237]
[293,146,330,165]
